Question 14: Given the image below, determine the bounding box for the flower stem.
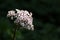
[13,25,17,40]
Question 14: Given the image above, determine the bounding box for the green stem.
[13,25,17,40]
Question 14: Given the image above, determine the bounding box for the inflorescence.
[7,9,34,31]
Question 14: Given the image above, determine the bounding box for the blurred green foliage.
[0,0,60,40]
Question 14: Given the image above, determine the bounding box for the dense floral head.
[7,9,34,31]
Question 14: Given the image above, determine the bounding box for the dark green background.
[0,0,60,40]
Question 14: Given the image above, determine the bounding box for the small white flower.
[7,9,34,31]
[7,10,15,17]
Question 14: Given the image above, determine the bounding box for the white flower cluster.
[7,9,34,31]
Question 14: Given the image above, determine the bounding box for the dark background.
[0,0,60,40]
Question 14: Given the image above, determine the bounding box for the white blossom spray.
[7,9,34,31]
